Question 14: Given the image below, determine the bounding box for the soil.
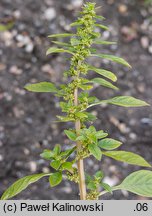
[0,0,152,200]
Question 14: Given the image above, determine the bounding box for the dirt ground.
[0,0,152,200]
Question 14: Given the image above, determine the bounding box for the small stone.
[0,64,6,71]
[141,118,152,126]
[44,8,56,21]
[0,154,3,162]
[25,43,34,53]
[140,36,149,49]
[3,92,12,101]
[41,64,54,75]
[23,148,30,155]
[9,65,23,75]
[103,176,119,187]
[121,190,129,197]
[118,4,128,14]
[42,167,50,173]
[129,132,137,140]
[13,107,24,118]
[28,161,37,172]
[25,117,33,124]
[137,84,145,93]
[13,10,21,19]
[61,186,72,194]
[148,45,152,54]
[0,141,3,147]
[70,0,83,8]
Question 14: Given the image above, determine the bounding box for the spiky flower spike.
[1,2,151,201]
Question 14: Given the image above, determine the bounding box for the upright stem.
[74,88,86,200]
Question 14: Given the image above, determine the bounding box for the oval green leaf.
[103,151,151,167]
[105,96,150,107]
[91,54,131,68]
[24,82,58,93]
[64,130,77,141]
[49,172,62,187]
[98,138,122,150]
[114,170,152,197]
[48,33,74,38]
[88,144,102,161]
[46,47,73,55]
[88,65,117,82]
[1,173,50,200]
[91,78,118,90]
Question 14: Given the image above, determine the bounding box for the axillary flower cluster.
[1,2,152,201]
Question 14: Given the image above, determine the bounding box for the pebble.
[14,87,26,95]
[3,92,12,101]
[71,0,83,9]
[42,167,50,173]
[13,107,24,118]
[140,36,149,49]
[61,186,72,194]
[25,43,34,53]
[148,45,152,54]
[25,117,33,124]
[28,161,37,172]
[118,4,128,14]
[103,176,119,187]
[9,65,23,75]
[0,141,3,147]
[23,148,30,155]
[129,132,137,140]
[141,118,152,126]
[41,64,54,75]
[0,64,6,71]
[44,8,56,21]
[16,34,34,53]
[0,154,4,162]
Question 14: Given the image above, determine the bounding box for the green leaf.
[60,147,76,159]
[50,160,61,170]
[88,65,117,82]
[0,21,14,32]
[70,38,80,46]
[56,115,74,122]
[90,78,118,90]
[49,172,62,187]
[52,41,71,47]
[99,138,122,150]
[1,173,50,200]
[113,170,152,197]
[64,130,77,141]
[95,171,104,179]
[95,24,109,30]
[88,144,102,161]
[46,47,73,55]
[96,131,108,139]
[101,183,112,193]
[87,96,150,109]
[40,150,55,160]
[95,15,105,20]
[104,96,150,107]
[91,54,131,68]
[62,162,73,171]
[94,40,117,45]
[24,82,58,93]
[103,151,151,167]
[53,144,61,155]
[70,21,82,27]
[48,33,74,38]
[87,182,97,190]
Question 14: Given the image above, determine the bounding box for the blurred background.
[0,0,152,200]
